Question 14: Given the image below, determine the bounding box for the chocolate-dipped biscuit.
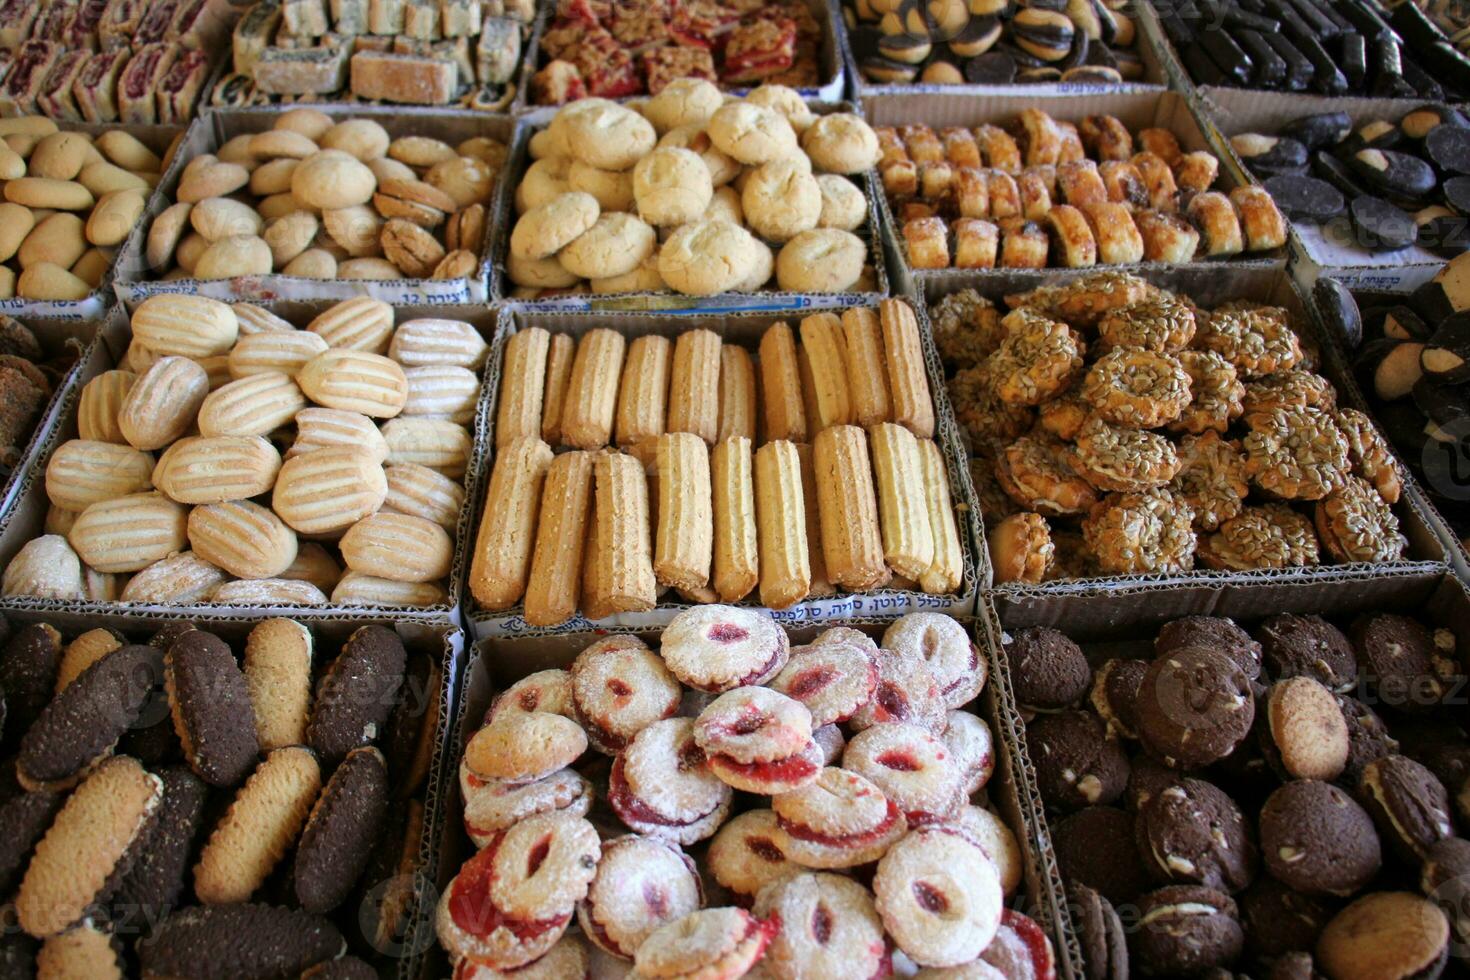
[1029,709,1129,811]
[137,903,345,978]
[1156,616,1263,681]
[1257,615,1358,693]
[1317,892,1449,980]
[1136,648,1255,770]
[0,624,62,750]
[294,746,390,914]
[1132,885,1243,976]
[165,631,259,788]
[1054,805,1154,904]
[1012,7,1074,61]
[1091,658,1147,739]
[1259,780,1381,897]
[1135,777,1257,893]
[385,653,440,799]
[1359,755,1455,864]
[1239,875,1333,963]
[1337,695,1401,787]
[0,787,64,896]
[112,764,207,924]
[1067,881,1128,980]
[150,621,198,651]
[17,644,164,790]
[1262,677,1350,782]
[1351,613,1446,714]
[1006,627,1092,713]
[307,626,407,767]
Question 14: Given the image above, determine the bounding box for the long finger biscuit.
[243,618,314,752]
[562,329,626,450]
[615,334,671,447]
[589,450,656,616]
[840,307,891,427]
[759,321,807,443]
[796,442,835,597]
[496,327,549,448]
[711,436,758,603]
[917,439,963,595]
[796,345,824,446]
[540,332,575,446]
[813,425,887,591]
[524,451,594,627]
[332,573,447,608]
[197,373,308,437]
[879,299,935,439]
[155,436,282,505]
[298,350,408,418]
[798,313,853,432]
[717,345,757,443]
[468,437,553,610]
[869,422,935,581]
[754,440,810,609]
[654,432,712,592]
[667,329,721,444]
[271,448,388,535]
[77,370,136,444]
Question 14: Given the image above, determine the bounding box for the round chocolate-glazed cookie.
[1358,755,1455,865]
[1156,616,1263,681]
[1257,614,1357,693]
[1131,885,1244,976]
[1259,780,1381,897]
[1351,613,1446,715]
[1006,627,1092,713]
[1053,806,1154,904]
[1091,658,1148,740]
[1135,777,1257,893]
[1136,648,1255,770]
[1067,881,1129,980]
[1238,875,1334,964]
[1028,709,1130,812]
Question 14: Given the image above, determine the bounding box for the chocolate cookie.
[1067,881,1129,980]
[303,956,378,979]
[1337,694,1400,785]
[294,746,390,914]
[1259,780,1381,897]
[0,624,62,750]
[112,765,207,925]
[1136,648,1255,770]
[1054,806,1154,904]
[1156,616,1263,680]
[137,903,345,978]
[150,621,199,651]
[1127,755,1186,812]
[1261,677,1350,782]
[307,626,407,766]
[1267,951,1325,980]
[1132,885,1243,976]
[0,787,64,896]
[360,798,425,951]
[1317,892,1449,980]
[0,932,36,977]
[1006,627,1092,713]
[1257,614,1357,693]
[1422,837,1470,954]
[1351,613,1446,714]
[1028,709,1130,812]
[1239,875,1333,963]
[165,631,259,788]
[1135,777,1257,893]
[17,644,164,790]
[1091,658,1148,740]
[384,653,440,799]
[1359,755,1455,864]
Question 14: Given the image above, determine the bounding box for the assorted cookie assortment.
[936,271,1412,582]
[0,616,440,976]
[469,301,969,625]
[881,110,1286,273]
[438,609,1035,976]
[0,315,79,474]
[508,89,881,299]
[143,110,502,284]
[3,293,485,608]
[1010,607,1470,979]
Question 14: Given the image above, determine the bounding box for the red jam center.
[874,683,909,721]
[876,750,922,772]
[913,881,949,914]
[811,904,833,944]
[526,835,551,877]
[1001,910,1055,979]
[746,836,786,863]
[788,666,837,698]
[709,624,750,643]
[607,678,633,698]
[449,840,570,943]
[608,756,720,828]
[778,798,902,848]
[518,690,540,711]
[713,751,819,784]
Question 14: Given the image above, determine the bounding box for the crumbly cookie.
[1315,475,1407,564]
[569,636,681,754]
[770,639,878,727]
[816,174,867,232]
[995,435,1098,516]
[706,809,802,902]
[464,710,586,784]
[742,159,821,243]
[989,511,1056,584]
[848,649,947,736]
[1336,407,1402,504]
[1242,405,1350,501]
[707,103,799,165]
[1037,390,1092,441]
[1003,270,1152,327]
[307,626,407,766]
[843,723,966,823]
[562,103,656,171]
[800,113,881,174]
[557,213,657,280]
[242,618,314,753]
[1097,295,1196,352]
[754,873,887,980]
[658,220,762,296]
[642,78,723,134]
[166,630,260,788]
[1196,303,1302,378]
[873,827,1002,968]
[113,765,208,922]
[460,764,591,847]
[1068,416,1181,492]
[947,365,1035,446]
[1241,369,1336,415]
[1080,348,1192,429]
[509,192,600,262]
[1082,487,1197,574]
[775,229,866,293]
[633,908,774,980]
[609,718,732,846]
[1170,431,1249,532]
[1198,504,1320,570]
[772,767,907,868]
[930,289,1005,371]
[1170,350,1245,435]
[988,310,1086,406]
[633,147,714,228]
[576,835,701,960]
[661,606,790,693]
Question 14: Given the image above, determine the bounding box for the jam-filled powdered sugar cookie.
[633,907,775,980]
[570,636,681,754]
[694,687,819,794]
[707,809,802,904]
[883,613,986,710]
[609,718,732,846]
[848,649,948,736]
[874,826,1003,968]
[661,605,790,693]
[754,872,889,980]
[576,834,702,960]
[460,763,592,848]
[773,767,907,869]
[844,723,967,825]
[770,638,878,727]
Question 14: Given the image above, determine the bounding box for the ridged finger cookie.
[243,618,314,752]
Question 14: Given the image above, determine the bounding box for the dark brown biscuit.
[385,653,441,799]
[1238,874,1332,963]
[137,903,345,978]
[1028,710,1130,812]
[1156,615,1263,680]
[1257,614,1357,693]
[112,765,207,925]
[0,624,62,750]
[307,626,407,767]
[0,316,41,361]
[0,931,36,977]
[1052,805,1152,904]
[149,622,199,651]
[0,788,64,896]
[1136,648,1255,769]
[303,956,378,980]
[360,798,424,951]
[165,631,259,788]
[1134,777,1256,893]
[1359,754,1455,864]
[294,746,390,914]
[1351,613,1446,714]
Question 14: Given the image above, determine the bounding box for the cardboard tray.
[491,106,892,312]
[0,300,497,622]
[860,89,1287,297]
[919,262,1450,593]
[463,301,986,640]
[411,614,1073,980]
[512,0,848,124]
[110,105,515,308]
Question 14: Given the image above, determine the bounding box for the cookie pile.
[0,617,438,976]
[935,271,1410,582]
[143,110,502,284]
[530,0,823,104]
[0,315,78,472]
[469,301,968,626]
[880,111,1286,271]
[439,608,1035,976]
[2,293,485,608]
[507,88,880,298]
[1008,609,1469,978]
[0,117,174,302]
[843,0,1145,86]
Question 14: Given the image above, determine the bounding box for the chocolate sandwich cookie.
[385,653,440,799]
[1136,648,1255,770]
[1239,875,1333,963]
[0,624,62,750]
[307,626,407,766]
[17,644,164,791]
[1053,805,1154,903]
[294,746,390,914]
[1091,658,1147,739]
[1135,777,1257,893]
[1156,616,1263,681]
[112,765,207,925]
[1259,780,1381,897]
[1132,885,1243,976]
[1028,709,1129,811]
[1006,627,1092,713]
[1359,755,1455,864]
[1317,892,1450,980]
[137,903,346,978]
[0,786,64,896]
[1258,614,1358,693]
[165,631,259,788]
[150,621,199,651]
[1127,755,1185,811]
[1352,613,1446,714]
[1067,881,1128,980]
[1261,677,1350,782]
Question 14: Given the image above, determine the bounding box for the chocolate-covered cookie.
[0,787,64,896]
[1258,614,1358,693]
[1136,648,1255,770]
[1136,777,1257,893]
[1068,881,1129,980]
[307,626,407,766]
[1262,677,1350,782]
[0,624,62,750]
[294,746,390,914]
[165,631,259,788]
[1259,780,1381,897]
[360,798,425,951]
[385,653,440,799]
[1239,875,1333,963]
[1054,806,1154,904]
[1132,885,1243,976]
[1267,951,1326,980]
[1127,755,1185,812]
[112,764,207,924]
[1156,616,1263,680]
[1029,709,1130,811]
[1359,755,1455,863]
[1317,892,1449,980]
[1351,613,1446,714]
[137,903,345,978]
[1091,658,1148,740]
[1337,694,1400,785]
[0,932,36,977]
[1006,627,1092,713]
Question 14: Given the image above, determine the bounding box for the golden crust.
[1169,350,1244,436]
[930,289,1006,371]
[988,310,1085,406]
[1314,475,1407,564]
[1096,295,1196,353]
[1169,431,1249,532]
[1068,416,1180,492]
[1242,405,1350,501]
[996,435,1099,516]
[1336,407,1402,505]
[1080,348,1192,428]
[1196,303,1302,378]
[969,453,1020,527]
[947,364,1035,446]
[1003,270,1152,327]
[1198,504,1319,570]
[1081,487,1196,574]
[988,511,1055,584]
[1240,370,1336,415]
[1037,390,1091,442]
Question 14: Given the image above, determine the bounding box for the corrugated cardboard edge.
[860,89,1286,297]
[492,104,892,312]
[110,105,515,308]
[0,300,495,622]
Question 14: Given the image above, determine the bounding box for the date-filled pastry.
[1083,202,1145,265]
[1018,108,1062,166]
[975,124,1021,175]
[1056,121,1086,164]
[1098,160,1149,210]
[954,218,999,269]
[1047,205,1097,267]
[876,127,908,168]
[904,216,950,269]
[1132,151,1179,211]
[943,127,981,168]
[1173,151,1218,195]
[986,170,1021,220]
[1137,128,1183,166]
[1187,191,1244,258]
[956,167,989,218]
[1000,219,1049,268]
[1229,186,1287,252]
[1017,169,1052,221]
[1080,114,1133,161]
[1134,209,1201,263]
[900,124,943,164]
[900,201,936,222]
[1057,160,1107,208]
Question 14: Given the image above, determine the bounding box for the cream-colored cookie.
[736,239,775,292]
[510,192,600,261]
[517,156,572,214]
[591,249,664,294]
[741,159,821,242]
[643,78,724,134]
[816,174,868,231]
[633,148,713,227]
[776,229,866,292]
[704,186,743,225]
[509,251,580,289]
[562,103,656,171]
[658,125,741,187]
[745,84,817,133]
[567,160,636,213]
[244,618,314,751]
[708,102,799,164]
[658,220,761,296]
[559,212,657,279]
[801,113,882,175]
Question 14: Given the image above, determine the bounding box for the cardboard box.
[464,301,985,640]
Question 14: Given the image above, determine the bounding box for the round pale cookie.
[843,722,967,823]
[849,648,948,735]
[464,710,587,784]
[510,192,600,261]
[745,84,817,134]
[776,229,865,292]
[742,159,822,242]
[736,238,775,292]
[517,157,571,214]
[435,842,572,969]
[707,809,802,902]
[455,934,591,979]
[320,119,390,160]
[754,872,888,980]
[770,639,878,727]
[558,213,656,280]
[801,114,882,175]
[694,686,812,764]
[642,78,724,134]
[658,220,761,296]
[772,767,907,869]
[943,711,995,795]
[610,718,732,846]
[661,605,790,692]
[658,124,741,187]
[633,148,713,227]
[633,908,774,980]
[569,636,681,754]
[708,103,799,164]
[291,151,376,210]
[704,185,743,224]
[482,811,600,923]
[508,251,579,289]
[883,613,987,709]
[816,174,867,231]
[567,160,636,212]
[562,103,656,171]
[875,829,1003,969]
[577,835,702,959]
[487,669,576,723]
[592,249,665,294]
[460,764,592,847]
[941,804,1022,896]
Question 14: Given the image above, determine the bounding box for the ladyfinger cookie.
[878,299,935,439]
[812,425,887,591]
[840,307,891,427]
[561,329,625,450]
[917,438,963,595]
[524,451,593,627]
[539,332,574,446]
[711,436,758,603]
[717,345,757,443]
[496,327,548,449]
[242,618,314,752]
[615,334,671,447]
[468,437,553,610]
[654,432,712,593]
[758,321,807,442]
[797,313,852,432]
[795,442,835,597]
[667,328,721,445]
[753,440,810,610]
[869,422,935,582]
[586,450,656,617]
